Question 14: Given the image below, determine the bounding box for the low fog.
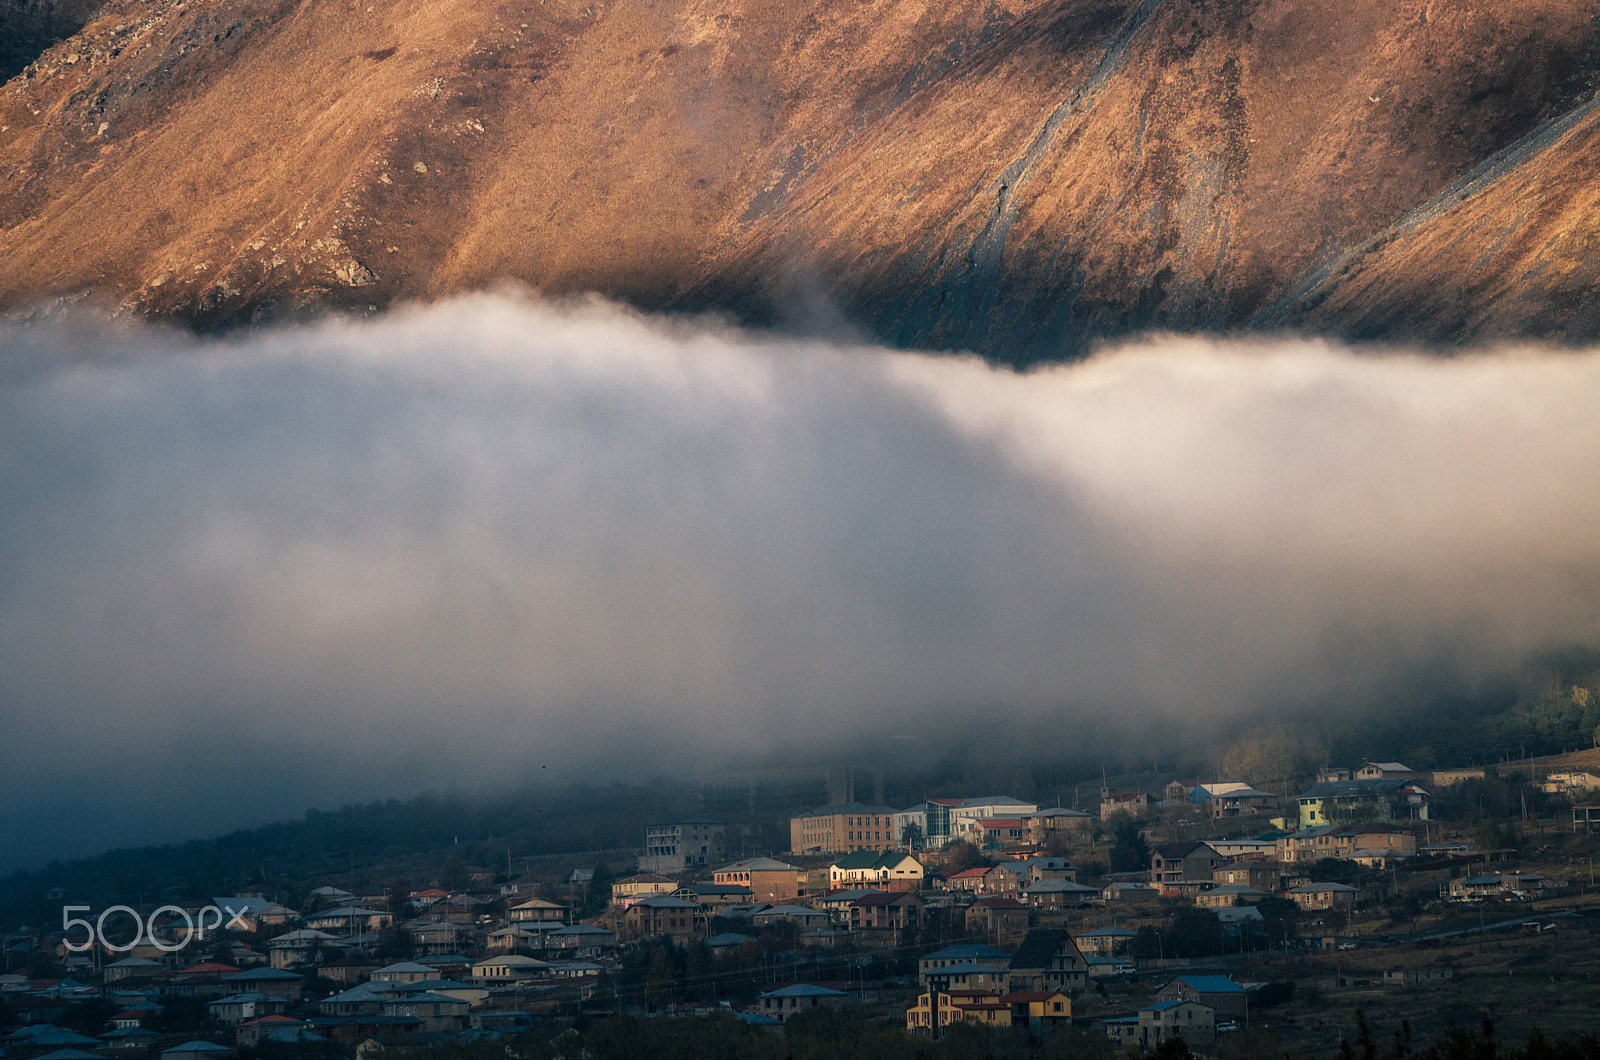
[2,294,1599,870]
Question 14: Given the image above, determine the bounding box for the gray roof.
[209,992,269,1005]
[924,961,1011,976]
[717,856,799,872]
[1023,879,1099,893]
[161,1042,233,1054]
[795,803,898,818]
[923,944,1012,962]
[760,984,848,998]
[223,968,302,981]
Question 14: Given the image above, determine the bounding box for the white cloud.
[1,295,1597,866]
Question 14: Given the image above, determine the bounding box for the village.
[7,758,1600,1058]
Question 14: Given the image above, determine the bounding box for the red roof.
[182,962,241,974]
[410,888,449,898]
[239,1015,300,1027]
[978,819,1024,829]
[949,868,990,879]
[928,798,963,806]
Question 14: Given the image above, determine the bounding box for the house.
[712,858,803,903]
[1151,842,1227,886]
[485,926,553,951]
[506,898,566,924]
[470,954,547,982]
[103,957,165,982]
[305,907,393,933]
[758,984,850,1021]
[236,1014,309,1049]
[1075,926,1137,958]
[208,992,284,1025]
[944,867,995,894]
[828,850,925,891]
[1007,930,1088,994]
[1278,824,1417,866]
[750,905,830,929]
[1541,772,1600,798]
[1287,881,1360,911]
[1100,789,1151,819]
[1445,874,1556,901]
[544,923,617,955]
[312,954,377,986]
[910,987,1013,1032]
[382,992,470,1033]
[318,985,389,1018]
[907,988,999,1032]
[1019,856,1077,885]
[621,896,700,938]
[210,896,298,932]
[1154,975,1246,1015]
[950,798,1041,842]
[972,819,1029,848]
[1007,990,1073,1035]
[1296,779,1430,828]
[1357,762,1415,781]
[920,962,1013,994]
[639,818,726,874]
[675,883,754,913]
[1138,1000,1216,1046]
[919,944,1013,980]
[1023,808,1094,845]
[1020,878,1100,909]
[610,874,679,905]
[370,962,436,985]
[1104,1014,1142,1048]
[849,892,925,932]
[1204,837,1279,859]
[266,928,343,970]
[1202,787,1280,819]
[1195,885,1268,909]
[219,968,302,1001]
[965,897,1029,944]
[789,803,901,856]
[1102,881,1160,903]
[814,888,880,921]
[1212,861,1283,891]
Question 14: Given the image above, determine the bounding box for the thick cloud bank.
[2,295,1599,867]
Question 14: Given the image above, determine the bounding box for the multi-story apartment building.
[639,818,726,874]
[790,803,900,856]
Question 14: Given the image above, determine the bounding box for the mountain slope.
[1,0,1597,357]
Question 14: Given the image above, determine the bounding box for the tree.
[1108,819,1150,873]
[24,949,67,979]
[583,863,614,917]
[439,854,469,892]
[941,840,988,874]
[901,822,924,850]
[1221,728,1321,792]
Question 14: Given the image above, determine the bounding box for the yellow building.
[790,803,900,856]
[905,989,1071,1034]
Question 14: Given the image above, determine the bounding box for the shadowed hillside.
[1,0,1597,358]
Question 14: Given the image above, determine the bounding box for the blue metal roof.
[1175,975,1244,993]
